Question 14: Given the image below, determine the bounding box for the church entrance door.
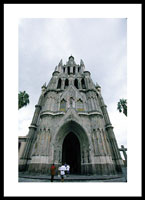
[62,132,81,174]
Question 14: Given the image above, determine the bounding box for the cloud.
[18,18,127,148]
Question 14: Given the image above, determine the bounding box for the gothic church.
[19,56,124,175]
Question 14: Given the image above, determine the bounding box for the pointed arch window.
[64,79,69,89]
[81,78,86,89]
[60,99,66,111]
[78,67,81,73]
[73,67,75,75]
[76,99,84,111]
[74,79,79,89]
[57,78,61,89]
[68,66,70,75]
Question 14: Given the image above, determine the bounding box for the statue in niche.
[70,97,75,108]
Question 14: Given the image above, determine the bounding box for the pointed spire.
[54,66,57,71]
[69,55,74,60]
[42,82,47,88]
[58,59,63,66]
[57,59,63,72]
[80,59,85,68]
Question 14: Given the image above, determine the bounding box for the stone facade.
[19,56,124,175]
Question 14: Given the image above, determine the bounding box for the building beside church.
[19,56,124,175]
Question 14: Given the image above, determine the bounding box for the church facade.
[19,56,124,175]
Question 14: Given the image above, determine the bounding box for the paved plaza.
[19,172,127,182]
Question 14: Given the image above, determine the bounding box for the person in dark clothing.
[50,163,56,182]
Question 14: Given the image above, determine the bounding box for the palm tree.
[117,99,127,116]
[18,91,30,109]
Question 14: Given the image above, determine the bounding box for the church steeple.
[19,55,124,177]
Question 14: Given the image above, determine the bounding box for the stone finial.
[69,55,74,60]
[96,82,101,89]
[58,59,63,66]
[80,59,85,66]
[42,82,46,88]
[96,83,101,94]
[41,82,47,93]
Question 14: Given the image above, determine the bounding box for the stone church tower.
[19,56,124,175]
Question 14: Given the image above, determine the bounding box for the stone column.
[92,129,100,155]
[70,66,73,74]
[31,105,41,125]
[87,97,92,111]
[91,97,95,111]
[61,78,65,90]
[102,129,111,156]
[106,126,124,172]
[19,126,37,171]
[78,78,82,89]
[84,77,89,89]
[19,94,43,171]
[98,91,124,173]
[100,129,108,155]
[50,97,55,111]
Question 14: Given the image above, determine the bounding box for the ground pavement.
[19,171,127,182]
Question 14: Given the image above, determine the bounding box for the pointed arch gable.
[53,120,90,149]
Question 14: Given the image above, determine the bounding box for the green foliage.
[18,91,30,109]
[117,99,127,116]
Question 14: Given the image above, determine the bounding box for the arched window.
[76,99,84,111]
[63,67,65,73]
[64,79,69,89]
[73,67,75,74]
[57,78,61,89]
[78,67,81,73]
[60,99,66,111]
[74,79,79,89]
[68,66,70,75]
[81,78,86,89]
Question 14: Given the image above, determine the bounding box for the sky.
[18,18,127,151]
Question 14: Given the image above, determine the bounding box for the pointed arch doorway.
[62,132,81,174]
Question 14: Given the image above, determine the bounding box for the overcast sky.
[18,18,127,150]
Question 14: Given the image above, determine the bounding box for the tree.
[117,99,127,116]
[18,91,30,109]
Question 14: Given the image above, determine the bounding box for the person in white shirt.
[59,163,66,182]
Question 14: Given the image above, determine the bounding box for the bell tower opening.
[62,132,81,174]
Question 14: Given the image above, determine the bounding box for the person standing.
[50,163,56,182]
[59,163,66,182]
